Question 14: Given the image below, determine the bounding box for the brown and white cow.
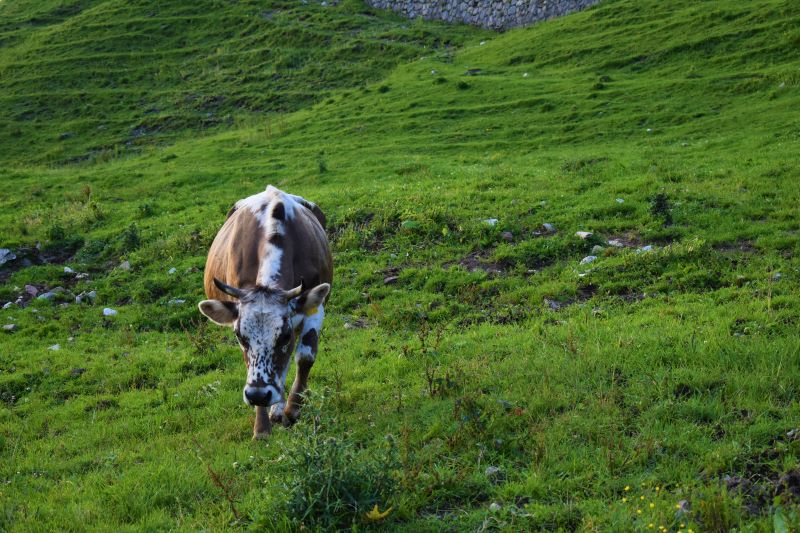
[198,186,332,439]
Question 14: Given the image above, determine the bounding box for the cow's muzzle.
[243,385,279,407]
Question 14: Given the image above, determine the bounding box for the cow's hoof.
[269,401,286,424]
[253,430,270,440]
[282,409,299,427]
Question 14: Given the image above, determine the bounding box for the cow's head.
[198,278,330,407]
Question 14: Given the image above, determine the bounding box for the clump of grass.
[120,223,141,252]
[650,192,673,225]
[262,390,398,530]
[47,223,66,242]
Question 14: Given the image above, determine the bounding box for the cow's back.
[203,206,264,301]
[204,189,331,301]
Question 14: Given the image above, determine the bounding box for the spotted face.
[198,279,330,408]
[233,289,295,406]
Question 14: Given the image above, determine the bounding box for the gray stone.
[483,218,499,226]
[37,292,56,300]
[3,302,14,309]
[64,266,74,274]
[48,344,61,351]
[575,231,593,239]
[591,245,605,254]
[103,308,118,316]
[0,249,16,266]
[542,223,556,233]
[501,231,514,242]
[3,324,17,332]
[118,260,131,271]
[580,255,597,265]
[25,284,38,297]
[485,465,501,478]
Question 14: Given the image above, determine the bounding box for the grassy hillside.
[2,0,800,530]
[0,0,483,164]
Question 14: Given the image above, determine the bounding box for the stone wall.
[365,0,601,30]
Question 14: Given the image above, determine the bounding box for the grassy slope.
[0,0,481,164]
[2,0,800,530]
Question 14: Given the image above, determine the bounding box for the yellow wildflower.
[649,502,655,509]
[622,497,627,503]
[637,509,642,514]
[364,504,393,522]
[624,485,631,491]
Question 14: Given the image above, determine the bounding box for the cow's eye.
[277,329,291,344]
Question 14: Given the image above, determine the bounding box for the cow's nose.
[244,387,273,407]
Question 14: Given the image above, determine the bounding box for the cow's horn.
[213,278,245,299]
[284,284,303,299]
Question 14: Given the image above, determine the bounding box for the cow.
[198,186,332,439]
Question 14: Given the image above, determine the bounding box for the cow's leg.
[283,305,324,426]
[253,406,271,440]
[268,346,293,425]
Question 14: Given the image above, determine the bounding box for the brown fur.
[204,200,332,300]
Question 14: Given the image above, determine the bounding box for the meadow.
[1,0,799,530]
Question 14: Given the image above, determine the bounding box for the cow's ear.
[292,283,330,316]
[198,300,238,326]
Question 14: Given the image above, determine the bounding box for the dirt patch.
[721,429,800,515]
[617,292,647,303]
[724,469,800,515]
[714,240,758,254]
[0,247,34,284]
[607,231,644,248]
[446,251,505,276]
[543,284,598,311]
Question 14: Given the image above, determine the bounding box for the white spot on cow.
[269,399,286,420]
[258,244,283,287]
[295,305,324,363]
[236,185,300,226]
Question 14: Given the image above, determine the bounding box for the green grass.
[2,0,800,530]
